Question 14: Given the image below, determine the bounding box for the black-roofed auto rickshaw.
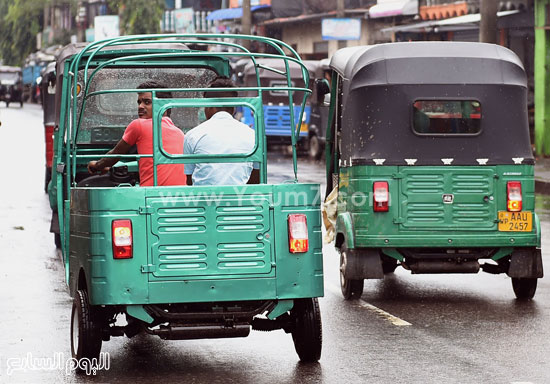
[0,66,24,107]
[323,42,543,300]
[41,61,56,192]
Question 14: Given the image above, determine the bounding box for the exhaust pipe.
[152,324,250,340]
[408,260,480,274]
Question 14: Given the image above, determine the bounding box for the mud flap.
[345,248,384,280]
[507,248,543,278]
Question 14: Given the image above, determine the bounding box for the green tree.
[109,0,165,35]
[0,0,44,65]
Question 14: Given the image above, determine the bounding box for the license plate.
[498,211,532,232]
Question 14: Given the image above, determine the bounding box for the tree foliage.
[0,0,44,65]
[108,0,165,35]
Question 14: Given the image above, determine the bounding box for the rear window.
[412,100,481,135]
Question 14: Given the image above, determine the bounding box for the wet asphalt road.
[0,103,549,383]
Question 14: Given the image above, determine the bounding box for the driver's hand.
[87,161,108,175]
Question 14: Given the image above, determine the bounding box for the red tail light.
[373,181,389,212]
[45,124,55,167]
[288,214,308,253]
[112,219,133,259]
[507,181,522,212]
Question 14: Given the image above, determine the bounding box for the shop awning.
[206,5,270,21]
[368,0,418,19]
[381,10,520,33]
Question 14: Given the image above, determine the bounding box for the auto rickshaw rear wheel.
[71,290,102,367]
[511,277,537,300]
[339,245,364,300]
[308,134,322,160]
[290,298,322,362]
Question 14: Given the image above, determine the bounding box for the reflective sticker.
[373,159,386,165]
[405,159,417,165]
[476,158,489,165]
[512,157,524,164]
[441,158,454,165]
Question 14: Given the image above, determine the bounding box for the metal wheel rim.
[339,250,347,287]
[71,306,79,356]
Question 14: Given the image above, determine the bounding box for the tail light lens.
[507,181,522,212]
[112,219,133,259]
[373,181,389,212]
[288,214,308,253]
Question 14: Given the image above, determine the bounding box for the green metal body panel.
[68,183,323,306]
[336,165,540,253]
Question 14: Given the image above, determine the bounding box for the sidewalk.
[535,157,550,194]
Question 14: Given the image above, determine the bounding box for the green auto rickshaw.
[323,42,543,300]
[49,34,323,367]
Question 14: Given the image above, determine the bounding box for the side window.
[412,100,482,135]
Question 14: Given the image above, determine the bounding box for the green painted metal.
[267,300,294,320]
[534,0,550,156]
[52,35,323,319]
[491,247,513,261]
[126,305,154,324]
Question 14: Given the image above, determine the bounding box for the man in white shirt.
[184,77,257,185]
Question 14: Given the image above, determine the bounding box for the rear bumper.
[354,233,539,248]
[90,277,324,306]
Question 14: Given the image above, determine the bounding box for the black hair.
[137,81,172,116]
[204,77,237,115]
[204,77,238,98]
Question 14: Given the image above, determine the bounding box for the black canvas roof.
[330,42,526,88]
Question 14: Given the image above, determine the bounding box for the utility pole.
[479,0,498,43]
[337,0,345,18]
[241,0,251,50]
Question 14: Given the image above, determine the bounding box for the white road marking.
[326,283,412,327]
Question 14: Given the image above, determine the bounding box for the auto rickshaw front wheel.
[290,298,322,362]
[339,245,364,300]
[71,290,102,366]
[512,277,537,300]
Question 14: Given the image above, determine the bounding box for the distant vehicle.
[239,59,328,158]
[0,66,23,107]
[41,62,56,192]
[323,42,543,300]
[23,51,55,103]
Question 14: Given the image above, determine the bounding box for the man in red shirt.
[87,81,186,186]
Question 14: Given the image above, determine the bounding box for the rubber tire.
[308,134,322,160]
[20,100,23,107]
[54,233,61,249]
[512,278,537,300]
[339,245,364,300]
[44,167,51,194]
[71,290,102,365]
[6,102,9,108]
[291,298,322,362]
